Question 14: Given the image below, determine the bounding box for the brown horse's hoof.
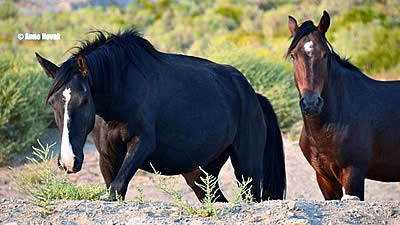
[341,195,360,201]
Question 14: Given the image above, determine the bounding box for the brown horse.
[287,11,400,201]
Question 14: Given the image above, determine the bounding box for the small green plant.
[151,163,197,215]
[135,186,144,204]
[151,163,225,218]
[230,175,254,205]
[10,140,107,215]
[194,167,222,217]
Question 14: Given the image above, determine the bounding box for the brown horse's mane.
[286,20,361,73]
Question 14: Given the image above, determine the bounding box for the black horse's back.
[257,94,286,199]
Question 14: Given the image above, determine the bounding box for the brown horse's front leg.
[340,167,365,201]
[99,153,124,188]
[316,173,343,200]
[109,136,152,200]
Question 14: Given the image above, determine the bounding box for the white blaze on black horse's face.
[36,53,96,173]
[60,88,75,171]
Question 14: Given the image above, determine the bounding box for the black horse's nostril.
[72,156,83,173]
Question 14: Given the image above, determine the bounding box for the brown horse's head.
[287,11,331,116]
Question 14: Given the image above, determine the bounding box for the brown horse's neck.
[302,58,359,139]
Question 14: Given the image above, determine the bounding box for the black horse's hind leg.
[182,151,229,202]
[230,143,264,202]
[316,173,343,200]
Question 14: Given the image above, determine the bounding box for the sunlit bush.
[0,55,52,165]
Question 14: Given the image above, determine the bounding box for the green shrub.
[10,141,107,215]
[0,0,18,20]
[0,55,52,165]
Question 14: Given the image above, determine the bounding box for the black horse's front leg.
[108,136,153,200]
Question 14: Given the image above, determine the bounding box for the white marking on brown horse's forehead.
[304,41,313,57]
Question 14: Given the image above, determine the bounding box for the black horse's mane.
[286,20,361,73]
[47,29,161,103]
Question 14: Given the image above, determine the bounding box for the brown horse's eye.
[290,54,295,61]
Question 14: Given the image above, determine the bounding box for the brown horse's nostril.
[316,96,323,107]
[299,97,306,109]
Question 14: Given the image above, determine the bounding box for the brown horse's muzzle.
[300,90,324,115]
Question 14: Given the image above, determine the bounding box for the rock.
[283,218,310,225]
[106,219,116,225]
[188,220,203,225]
[287,211,295,217]
[127,217,148,225]
[287,201,297,210]
[249,216,262,222]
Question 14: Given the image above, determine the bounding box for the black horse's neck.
[89,68,147,123]
[74,30,163,123]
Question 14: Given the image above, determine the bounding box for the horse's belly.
[366,149,400,182]
[366,163,400,182]
[140,143,229,175]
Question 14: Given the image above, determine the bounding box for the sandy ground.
[1,129,400,203]
[1,199,400,224]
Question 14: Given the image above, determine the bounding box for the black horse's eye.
[290,54,295,61]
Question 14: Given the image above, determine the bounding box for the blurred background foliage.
[0,0,399,164]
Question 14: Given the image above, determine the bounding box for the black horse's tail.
[256,93,286,200]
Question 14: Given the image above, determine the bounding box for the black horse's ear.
[77,55,88,77]
[35,52,59,79]
[318,10,330,35]
[288,16,298,37]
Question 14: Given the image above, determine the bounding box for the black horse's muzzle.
[58,154,83,173]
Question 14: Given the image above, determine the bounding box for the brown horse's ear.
[318,10,330,35]
[77,55,88,77]
[35,52,59,79]
[288,16,298,37]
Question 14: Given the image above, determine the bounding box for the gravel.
[1,199,400,224]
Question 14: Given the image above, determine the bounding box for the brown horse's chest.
[299,125,348,177]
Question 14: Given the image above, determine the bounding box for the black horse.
[35,30,286,201]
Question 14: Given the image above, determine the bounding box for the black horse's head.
[36,53,95,173]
